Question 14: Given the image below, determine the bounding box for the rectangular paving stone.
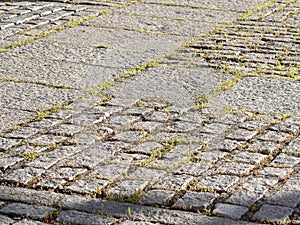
[139,189,175,206]
[118,3,240,23]
[44,26,189,53]
[196,174,240,192]
[153,174,193,191]
[56,210,115,225]
[142,0,268,11]
[215,162,255,176]
[0,81,80,112]
[108,179,149,198]
[213,203,248,220]
[270,153,300,168]
[92,164,130,181]
[85,11,218,37]
[0,137,22,151]
[208,77,300,115]
[2,167,44,185]
[0,215,14,225]
[0,203,55,219]
[173,191,217,212]
[254,204,293,224]
[67,178,109,195]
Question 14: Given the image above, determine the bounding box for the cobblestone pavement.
[1,0,300,224]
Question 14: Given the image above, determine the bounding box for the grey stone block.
[0,156,23,170]
[213,203,248,220]
[85,12,218,37]
[175,161,211,176]
[197,174,239,192]
[44,26,187,53]
[108,179,149,198]
[92,164,130,181]
[2,167,44,185]
[234,151,268,165]
[247,140,280,154]
[0,81,80,112]
[130,142,163,155]
[139,189,175,205]
[119,3,240,23]
[254,204,293,224]
[67,178,109,194]
[215,162,255,176]
[142,0,267,11]
[0,203,55,219]
[153,174,193,191]
[56,210,115,225]
[0,137,23,151]
[270,153,300,168]
[128,167,167,181]
[173,191,217,211]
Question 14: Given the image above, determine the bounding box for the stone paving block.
[238,120,267,131]
[128,167,167,181]
[0,215,14,225]
[110,153,149,165]
[258,166,293,179]
[174,161,211,176]
[3,126,40,139]
[47,167,87,181]
[226,190,265,208]
[139,189,175,205]
[233,152,269,165]
[247,140,280,154]
[200,123,230,135]
[257,130,290,142]
[207,138,243,152]
[254,204,293,224]
[110,115,140,126]
[213,113,247,125]
[85,12,218,37]
[47,124,82,136]
[208,77,300,115]
[0,137,23,151]
[0,81,80,112]
[142,0,267,11]
[0,108,34,133]
[56,210,115,225]
[130,142,163,155]
[173,191,217,212]
[166,121,200,133]
[196,174,239,192]
[213,203,248,220]
[283,140,300,156]
[28,134,69,146]
[268,190,300,208]
[112,131,148,144]
[108,179,149,198]
[37,179,67,189]
[67,178,109,195]
[153,174,193,191]
[119,3,241,23]
[44,26,187,53]
[270,153,300,168]
[193,150,228,163]
[0,156,23,171]
[2,167,44,185]
[28,118,62,129]
[226,128,257,141]
[215,162,255,176]
[0,203,55,219]
[269,123,300,134]
[92,164,130,181]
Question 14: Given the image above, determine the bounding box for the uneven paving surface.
[0,0,300,224]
